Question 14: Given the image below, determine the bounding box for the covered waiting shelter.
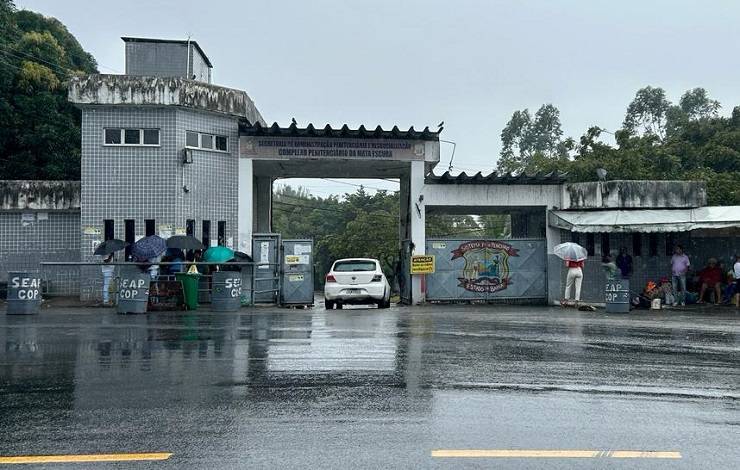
[549,206,740,233]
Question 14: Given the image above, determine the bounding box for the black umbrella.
[166,235,204,251]
[94,239,127,256]
[222,251,253,272]
[232,251,253,262]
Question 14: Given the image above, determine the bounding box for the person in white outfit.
[101,254,115,305]
[564,259,585,304]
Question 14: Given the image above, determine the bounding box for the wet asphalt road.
[0,302,738,469]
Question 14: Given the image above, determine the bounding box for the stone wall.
[69,75,265,124]
[0,180,81,286]
[0,211,80,284]
[563,180,706,210]
[0,180,80,210]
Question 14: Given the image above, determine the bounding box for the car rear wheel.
[325,299,335,310]
[377,291,390,309]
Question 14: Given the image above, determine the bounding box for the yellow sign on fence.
[410,255,435,274]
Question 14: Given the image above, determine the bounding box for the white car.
[324,258,391,309]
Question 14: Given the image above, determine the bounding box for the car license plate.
[345,289,361,295]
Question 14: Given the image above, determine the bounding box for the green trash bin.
[175,272,201,310]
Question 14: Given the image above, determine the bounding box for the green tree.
[498,104,570,174]
[324,209,399,276]
[505,87,740,205]
[666,88,721,137]
[0,0,97,180]
[426,214,481,237]
[273,185,403,288]
[679,87,721,120]
[479,214,511,238]
[623,86,671,139]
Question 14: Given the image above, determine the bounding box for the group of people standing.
[631,245,740,308]
[563,243,740,309]
[663,246,739,307]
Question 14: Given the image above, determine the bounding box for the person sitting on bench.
[698,258,722,305]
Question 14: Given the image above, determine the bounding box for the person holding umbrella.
[554,242,588,306]
[101,254,115,305]
[94,238,127,306]
[131,235,167,279]
[164,248,185,274]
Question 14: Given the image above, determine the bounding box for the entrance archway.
[237,122,440,303]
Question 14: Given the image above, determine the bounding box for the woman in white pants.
[564,259,584,303]
[101,254,115,305]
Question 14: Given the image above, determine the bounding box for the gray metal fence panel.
[252,234,280,303]
[281,239,314,305]
[425,238,547,301]
[39,262,255,306]
[40,264,82,298]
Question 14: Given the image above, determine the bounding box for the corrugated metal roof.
[239,121,440,141]
[549,206,740,233]
[426,171,567,185]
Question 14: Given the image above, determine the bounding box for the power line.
[448,164,493,174]
[273,200,398,220]
[0,43,121,75]
[0,46,74,76]
[274,179,397,194]
[277,191,398,209]
[273,206,502,240]
[273,202,397,220]
[273,199,346,215]
[320,178,398,191]
[0,54,24,73]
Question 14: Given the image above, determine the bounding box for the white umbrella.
[553,242,588,262]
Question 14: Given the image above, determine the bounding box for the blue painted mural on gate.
[451,240,520,293]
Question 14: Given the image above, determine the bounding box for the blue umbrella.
[203,246,234,263]
[131,235,167,261]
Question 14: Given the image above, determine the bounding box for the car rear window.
[333,261,377,272]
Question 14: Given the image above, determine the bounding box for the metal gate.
[425,238,547,301]
[252,233,281,303]
[281,239,314,306]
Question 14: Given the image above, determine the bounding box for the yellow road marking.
[0,453,172,464]
[610,451,682,459]
[431,449,681,459]
[433,450,598,458]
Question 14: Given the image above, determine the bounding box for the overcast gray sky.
[16,0,740,196]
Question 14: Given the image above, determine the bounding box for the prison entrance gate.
[424,238,547,302]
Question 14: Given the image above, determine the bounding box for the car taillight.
[371,274,382,282]
[326,274,336,283]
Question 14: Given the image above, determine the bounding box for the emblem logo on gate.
[451,240,519,293]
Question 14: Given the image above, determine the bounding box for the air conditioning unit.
[182,148,193,164]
